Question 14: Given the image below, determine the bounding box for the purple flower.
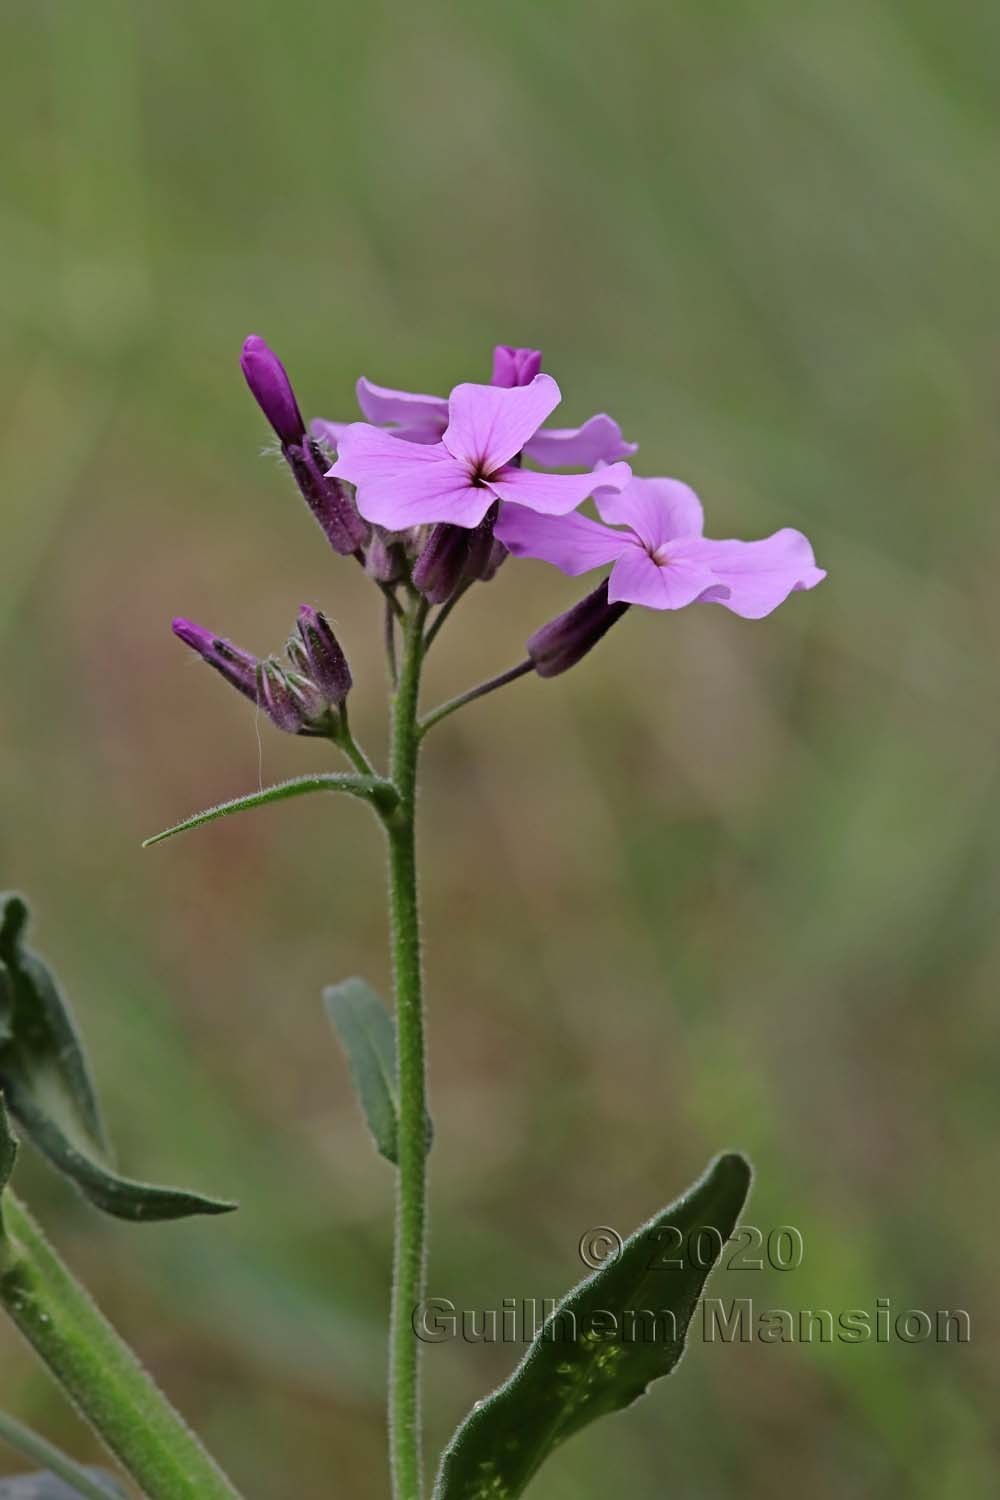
[329,376,632,530]
[257,659,309,734]
[240,335,368,556]
[311,345,636,470]
[491,345,543,387]
[294,606,352,706]
[240,335,306,446]
[174,611,352,736]
[172,619,259,700]
[495,476,826,619]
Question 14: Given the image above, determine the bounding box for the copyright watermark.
[411,1295,972,1346]
[577,1222,805,1271]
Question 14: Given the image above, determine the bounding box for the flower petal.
[355,377,449,436]
[607,546,720,610]
[595,476,704,547]
[310,417,351,450]
[678,529,826,619]
[442,375,562,472]
[494,503,634,575]
[524,414,637,469]
[329,424,493,528]
[486,459,632,517]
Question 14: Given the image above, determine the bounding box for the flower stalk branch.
[0,1192,243,1500]
[418,659,534,739]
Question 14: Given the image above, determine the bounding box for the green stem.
[385,597,430,1500]
[419,659,534,738]
[423,581,471,651]
[0,1193,242,1500]
[335,705,379,778]
[0,1407,122,1500]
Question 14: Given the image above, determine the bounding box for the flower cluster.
[173,606,352,738]
[174,337,824,735]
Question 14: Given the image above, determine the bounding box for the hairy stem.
[0,1193,242,1500]
[386,597,430,1500]
[384,596,399,688]
[335,705,379,778]
[419,659,534,738]
[423,580,472,650]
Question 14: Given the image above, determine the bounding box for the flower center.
[468,458,497,488]
[650,544,671,567]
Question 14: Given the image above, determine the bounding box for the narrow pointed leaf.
[0,1084,235,1221]
[0,895,234,1222]
[0,895,106,1156]
[434,1151,752,1500]
[323,978,432,1166]
[324,979,400,1164]
[143,773,399,847]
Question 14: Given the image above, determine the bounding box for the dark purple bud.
[491,345,543,388]
[172,618,259,702]
[526,580,629,678]
[366,529,409,584]
[478,539,508,582]
[256,660,306,734]
[284,669,328,722]
[296,606,352,706]
[463,503,501,582]
[240,336,306,447]
[412,523,474,604]
[285,439,369,556]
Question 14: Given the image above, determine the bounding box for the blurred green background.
[1,1,997,1495]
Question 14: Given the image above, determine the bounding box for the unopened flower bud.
[478,539,508,582]
[491,345,543,388]
[288,440,370,556]
[365,529,409,584]
[240,336,306,447]
[463,503,501,583]
[256,660,306,734]
[240,336,368,556]
[296,606,352,706]
[172,618,259,702]
[412,523,473,604]
[526,580,629,678]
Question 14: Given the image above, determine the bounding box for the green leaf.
[323,978,432,1167]
[0,896,106,1156]
[434,1151,752,1500]
[143,773,399,847]
[0,894,234,1222]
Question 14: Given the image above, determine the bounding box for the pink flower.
[494,476,826,618]
[312,346,636,470]
[328,376,633,530]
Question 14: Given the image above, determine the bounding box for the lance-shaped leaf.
[323,978,432,1166]
[143,772,399,848]
[0,894,234,1222]
[434,1151,752,1500]
[0,896,106,1156]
